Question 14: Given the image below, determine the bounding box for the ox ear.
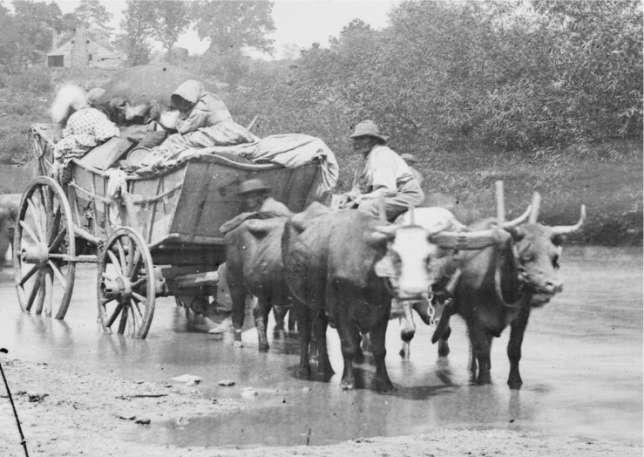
[550,233,563,246]
[245,219,279,237]
[504,226,525,242]
[290,202,332,233]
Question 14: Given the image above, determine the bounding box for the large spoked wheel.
[13,177,76,319]
[97,227,156,339]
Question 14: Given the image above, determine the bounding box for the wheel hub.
[102,274,133,299]
[21,243,49,264]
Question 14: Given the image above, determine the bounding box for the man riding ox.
[282,202,507,391]
[343,120,424,222]
[431,195,586,389]
[215,179,293,348]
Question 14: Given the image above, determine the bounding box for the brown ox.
[432,202,586,388]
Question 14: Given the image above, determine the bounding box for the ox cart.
[14,125,326,338]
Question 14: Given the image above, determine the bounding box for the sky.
[51,0,401,59]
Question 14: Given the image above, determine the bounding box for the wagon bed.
[14,124,328,338]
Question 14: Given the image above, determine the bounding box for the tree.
[0,4,19,69]
[192,0,275,54]
[73,0,113,40]
[11,1,63,65]
[149,1,191,59]
[117,0,156,66]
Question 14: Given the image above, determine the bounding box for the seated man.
[219,179,291,234]
[344,120,424,222]
[51,84,120,162]
[210,179,291,335]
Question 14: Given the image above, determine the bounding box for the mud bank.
[0,359,640,457]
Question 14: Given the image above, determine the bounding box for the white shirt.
[359,145,414,193]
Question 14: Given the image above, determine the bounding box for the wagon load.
[18,121,337,339]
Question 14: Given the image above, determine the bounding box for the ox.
[282,203,506,391]
[432,199,586,389]
[224,215,293,352]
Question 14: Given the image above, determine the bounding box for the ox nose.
[544,280,563,294]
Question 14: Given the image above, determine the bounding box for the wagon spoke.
[25,271,43,312]
[20,220,41,244]
[48,226,67,251]
[48,261,67,289]
[131,299,143,319]
[131,291,147,304]
[106,301,124,328]
[19,264,39,287]
[106,250,123,274]
[118,304,128,334]
[34,274,46,315]
[130,277,145,289]
[28,196,46,241]
[43,270,53,317]
[127,248,141,278]
[48,208,62,244]
[114,240,126,271]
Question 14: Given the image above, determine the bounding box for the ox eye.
[390,251,401,267]
[552,255,560,270]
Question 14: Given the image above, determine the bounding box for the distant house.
[46,28,124,69]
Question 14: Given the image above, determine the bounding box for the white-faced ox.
[432,204,586,389]
[282,203,505,391]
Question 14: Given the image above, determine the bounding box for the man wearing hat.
[209,178,291,335]
[346,120,424,221]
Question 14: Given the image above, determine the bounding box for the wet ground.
[0,246,641,449]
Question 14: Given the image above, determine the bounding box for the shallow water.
[0,246,641,448]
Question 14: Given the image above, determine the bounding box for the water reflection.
[0,248,641,447]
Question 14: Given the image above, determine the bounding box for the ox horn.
[431,228,509,250]
[528,192,541,223]
[550,204,587,235]
[495,180,505,224]
[377,195,387,222]
[408,204,416,225]
[502,204,533,229]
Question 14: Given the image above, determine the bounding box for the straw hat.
[238,179,271,195]
[349,120,388,143]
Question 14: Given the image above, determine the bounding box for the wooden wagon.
[14,125,326,338]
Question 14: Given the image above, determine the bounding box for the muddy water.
[0,246,641,448]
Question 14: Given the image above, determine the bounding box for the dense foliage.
[228,0,642,156]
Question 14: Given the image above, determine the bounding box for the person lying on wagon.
[170,79,233,134]
[149,80,256,156]
[51,84,120,162]
[343,120,425,222]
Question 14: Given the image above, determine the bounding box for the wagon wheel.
[13,177,76,319]
[97,227,155,339]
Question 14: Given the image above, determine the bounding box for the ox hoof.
[372,377,394,392]
[258,343,270,353]
[233,340,244,349]
[340,381,355,391]
[297,366,311,379]
[476,373,492,385]
[507,378,523,390]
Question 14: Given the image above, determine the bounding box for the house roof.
[47,29,123,58]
